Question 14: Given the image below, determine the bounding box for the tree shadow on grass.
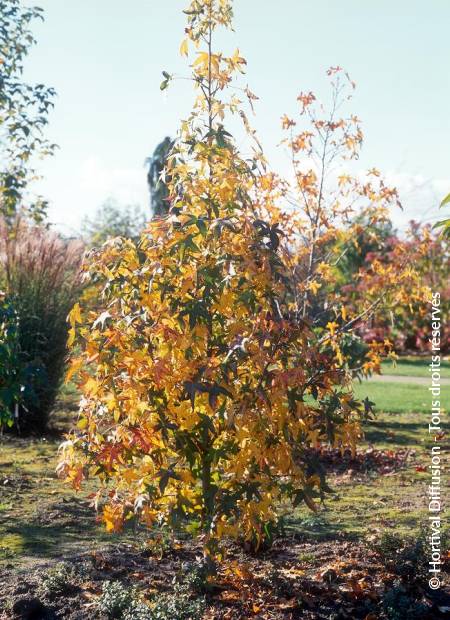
[283,514,360,543]
[364,420,423,446]
[5,497,129,560]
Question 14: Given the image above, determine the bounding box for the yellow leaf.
[326,321,339,336]
[180,38,189,57]
[193,51,209,69]
[103,504,122,533]
[85,377,99,396]
[68,302,82,327]
[67,327,76,348]
[309,280,321,294]
[66,356,83,383]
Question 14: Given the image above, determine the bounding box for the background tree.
[146,136,174,218]
[81,199,147,247]
[0,0,56,224]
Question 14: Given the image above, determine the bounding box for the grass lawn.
[353,380,433,413]
[289,405,435,541]
[0,397,133,567]
[288,357,449,542]
[381,355,450,378]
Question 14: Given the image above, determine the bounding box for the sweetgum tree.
[58,0,422,562]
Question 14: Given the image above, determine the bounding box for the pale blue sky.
[24,0,450,233]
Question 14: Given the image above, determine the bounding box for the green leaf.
[440,193,450,208]
[196,218,207,236]
[158,470,170,494]
[433,219,450,229]
[433,218,450,239]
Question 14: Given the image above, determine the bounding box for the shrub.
[182,563,211,594]
[381,583,429,620]
[0,218,83,431]
[371,528,448,586]
[373,531,428,583]
[340,221,450,354]
[122,600,152,620]
[0,295,41,428]
[97,581,205,620]
[98,581,155,620]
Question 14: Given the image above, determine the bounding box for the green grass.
[353,381,434,413]
[289,405,436,541]
[381,356,450,378]
[289,471,426,540]
[0,412,136,567]
[288,358,447,541]
[354,355,450,414]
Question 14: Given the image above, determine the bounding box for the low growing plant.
[38,562,80,599]
[371,528,448,585]
[98,581,137,619]
[381,582,429,620]
[149,585,206,620]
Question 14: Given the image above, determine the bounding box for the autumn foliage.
[58,0,429,561]
[343,221,449,353]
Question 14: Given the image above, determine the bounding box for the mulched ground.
[1,535,449,620]
[308,446,413,476]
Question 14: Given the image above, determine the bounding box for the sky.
[23,0,450,235]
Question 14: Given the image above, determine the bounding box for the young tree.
[0,0,56,224]
[58,0,423,566]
